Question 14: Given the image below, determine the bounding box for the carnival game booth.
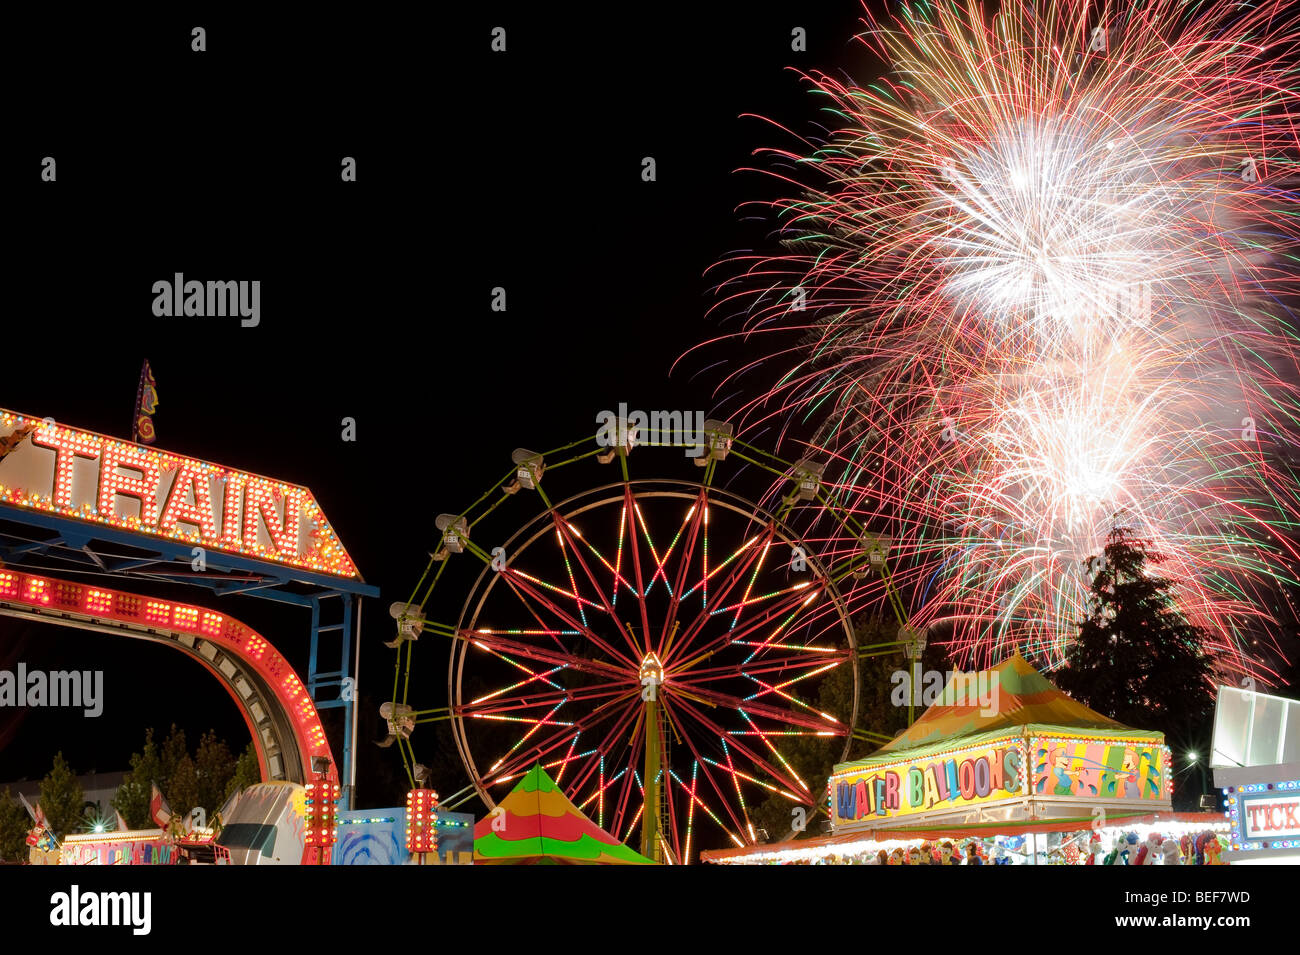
[701,811,1228,865]
[703,654,1216,865]
[473,765,656,865]
[701,655,1213,865]
[830,653,1171,835]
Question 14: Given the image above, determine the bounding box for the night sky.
[2,4,883,814]
[5,3,1298,847]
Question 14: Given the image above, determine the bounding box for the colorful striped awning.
[472,765,657,865]
[838,652,1162,771]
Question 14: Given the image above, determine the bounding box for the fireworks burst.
[706,0,1300,678]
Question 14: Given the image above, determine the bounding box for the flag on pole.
[133,359,159,444]
[19,793,57,850]
[17,791,42,825]
[148,781,172,828]
[114,809,130,832]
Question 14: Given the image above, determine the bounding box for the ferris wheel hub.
[639,652,665,695]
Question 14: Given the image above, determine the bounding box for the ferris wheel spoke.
[707,578,818,621]
[633,494,700,604]
[497,570,642,671]
[465,647,568,703]
[718,737,756,842]
[462,681,631,718]
[734,709,812,794]
[740,663,845,713]
[669,763,741,854]
[480,693,639,788]
[700,753,805,804]
[663,520,780,669]
[673,651,846,685]
[553,523,592,630]
[548,512,646,661]
[662,764,682,861]
[660,697,751,841]
[552,732,583,787]
[505,566,607,614]
[610,711,646,837]
[672,680,843,735]
[477,699,574,783]
[630,501,669,595]
[719,586,830,652]
[677,517,766,604]
[490,564,603,654]
[623,774,648,844]
[667,693,813,800]
[564,701,643,797]
[660,490,709,653]
[669,579,826,673]
[559,515,640,604]
[622,484,655,645]
[462,629,627,681]
[541,744,608,805]
[725,531,777,632]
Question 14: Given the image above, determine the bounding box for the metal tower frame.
[0,503,379,809]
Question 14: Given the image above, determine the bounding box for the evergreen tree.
[229,742,261,798]
[194,730,237,814]
[1055,527,1216,803]
[113,725,247,828]
[0,789,31,863]
[167,754,201,819]
[38,753,84,839]
[159,724,189,784]
[111,727,163,829]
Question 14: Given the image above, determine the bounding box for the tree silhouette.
[38,752,84,839]
[1054,527,1216,806]
[0,789,30,862]
[113,725,253,828]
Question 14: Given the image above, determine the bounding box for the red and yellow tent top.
[839,652,1162,771]
[472,764,656,865]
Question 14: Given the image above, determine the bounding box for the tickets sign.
[0,410,358,580]
[1242,793,1300,841]
[1225,779,1300,852]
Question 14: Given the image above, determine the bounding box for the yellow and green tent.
[839,652,1163,774]
[472,765,656,865]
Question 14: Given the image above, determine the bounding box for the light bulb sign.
[0,410,359,580]
[1224,780,1300,852]
[829,732,1171,833]
[830,737,1028,830]
[1242,794,1300,840]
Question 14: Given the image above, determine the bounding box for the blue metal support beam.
[0,504,379,599]
[0,501,377,809]
[306,591,356,809]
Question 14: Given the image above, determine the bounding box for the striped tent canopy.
[473,764,656,865]
[841,652,1162,771]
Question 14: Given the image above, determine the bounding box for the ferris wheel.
[383,419,881,862]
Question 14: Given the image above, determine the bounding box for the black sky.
[5,2,1297,849]
[2,3,883,812]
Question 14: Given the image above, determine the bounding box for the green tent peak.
[519,763,558,794]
